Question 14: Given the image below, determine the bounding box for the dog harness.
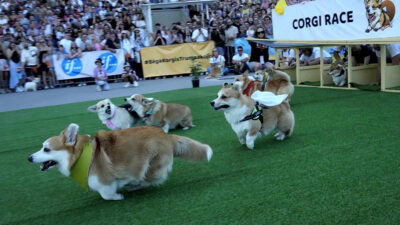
[70,143,92,190]
[239,103,266,124]
[106,109,117,130]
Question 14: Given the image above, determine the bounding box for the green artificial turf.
[1,86,400,225]
[387,86,400,90]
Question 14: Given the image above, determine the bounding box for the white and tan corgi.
[88,99,139,130]
[205,65,222,79]
[125,94,194,133]
[233,72,263,97]
[210,83,295,149]
[328,63,347,86]
[28,123,212,200]
[264,63,295,101]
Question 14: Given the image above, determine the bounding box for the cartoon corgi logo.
[364,0,396,33]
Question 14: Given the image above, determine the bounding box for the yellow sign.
[141,42,214,78]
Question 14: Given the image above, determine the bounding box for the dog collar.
[106,108,117,130]
[145,100,159,117]
[70,143,92,190]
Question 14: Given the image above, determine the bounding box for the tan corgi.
[205,65,222,79]
[264,69,294,101]
[28,123,212,200]
[210,83,295,149]
[125,94,194,133]
[233,72,263,97]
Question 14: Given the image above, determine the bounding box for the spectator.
[224,19,238,65]
[7,42,24,92]
[102,33,119,53]
[191,22,208,43]
[333,46,347,64]
[351,45,378,66]
[232,46,250,74]
[237,26,247,38]
[68,42,82,59]
[93,58,109,91]
[170,26,184,45]
[249,28,269,70]
[246,25,256,38]
[278,48,296,67]
[122,63,139,88]
[59,32,73,53]
[21,42,39,81]
[37,39,55,89]
[153,30,166,46]
[300,47,332,66]
[207,47,229,76]
[209,22,225,56]
[184,26,192,43]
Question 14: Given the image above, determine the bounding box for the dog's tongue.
[40,161,57,171]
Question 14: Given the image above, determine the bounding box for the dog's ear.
[243,70,249,77]
[223,83,229,88]
[142,97,154,105]
[88,105,97,112]
[65,123,79,146]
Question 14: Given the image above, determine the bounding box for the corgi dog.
[264,63,295,101]
[24,78,41,92]
[328,63,347,86]
[205,65,222,79]
[28,123,212,200]
[365,0,395,33]
[88,99,139,130]
[210,83,295,149]
[233,72,263,97]
[125,94,194,133]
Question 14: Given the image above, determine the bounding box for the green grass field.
[1,86,400,225]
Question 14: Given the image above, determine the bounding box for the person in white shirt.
[21,42,39,79]
[59,33,73,54]
[300,47,332,66]
[232,46,250,74]
[191,22,208,43]
[278,48,296,67]
[207,48,229,76]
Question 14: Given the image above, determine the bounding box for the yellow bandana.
[70,143,92,190]
[275,0,288,15]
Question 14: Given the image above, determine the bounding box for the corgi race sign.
[272,0,399,41]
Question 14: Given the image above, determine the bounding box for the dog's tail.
[271,69,291,82]
[171,135,212,162]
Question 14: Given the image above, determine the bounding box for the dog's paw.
[276,134,285,141]
[239,138,246,145]
[182,127,190,130]
[111,194,124,200]
[246,143,254,150]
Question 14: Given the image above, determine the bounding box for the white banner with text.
[272,0,399,41]
[53,50,125,80]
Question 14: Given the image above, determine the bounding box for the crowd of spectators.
[0,0,289,92]
[0,0,397,93]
